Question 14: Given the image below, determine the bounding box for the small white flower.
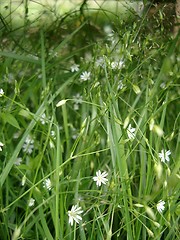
[72,133,78,140]
[84,52,92,61]
[73,93,83,104]
[14,158,22,166]
[80,71,91,81]
[48,49,58,57]
[117,80,125,90]
[22,135,34,154]
[107,33,116,43]
[68,205,83,226]
[70,64,80,72]
[103,25,113,34]
[73,103,79,110]
[50,130,56,139]
[49,131,56,148]
[0,142,4,151]
[71,127,78,140]
[4,73,14,83]
[111,61,118,69]
[111,60,124,70]
[43,178,52,191]
[127,124,136,140]
[158,149,171,163]
[73,93,83,110]
[157,200,165,213]
[28,198,35,207]
[40,113,47,125]
[0,88,4,97]
[13,131,21,139]
[95,57,106,68]
[160,82,166,89]
[93,170,108,187]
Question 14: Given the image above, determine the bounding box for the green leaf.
[18,109,32,119]
[1,112,21,129]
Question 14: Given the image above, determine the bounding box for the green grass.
[0,1,180,239]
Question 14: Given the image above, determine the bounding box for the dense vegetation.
[0,1,179,239]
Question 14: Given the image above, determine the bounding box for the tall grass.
[0,1,179,239]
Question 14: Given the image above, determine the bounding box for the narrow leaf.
[1,112,20,129]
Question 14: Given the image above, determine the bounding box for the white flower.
[0,142,4,151]
[48,49,58,57]
[40,113,47,125]
[117,80,125,90]
[14,158,22,166]
[127,124,136,140]
[103,25,113,34]
[49,131,56,148]
[13,131,21,139]
[111,61,118,69]
[111,60,124,70]
[157,200,165,213]
[158,149,171,163]
[70,64,80,72]
[73,93,83,110]
[22,135,34,154]
[95,57,106,68]
[4,73,14,83]
[73,93,83,104]
[28,198,35,207]
[93,170,108,187]
[107,33,116,43]
[71,127,78,140]
[0,88,4,97]
[160,82,166,89]
[80,71,91,81]
[68,205,83,226]
[50,130,56,139]
[43,178,52,191]
[73,104,79,110]
[85,52,92,61]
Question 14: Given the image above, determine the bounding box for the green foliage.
[0,1,179,240]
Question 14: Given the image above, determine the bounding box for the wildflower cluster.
[0,5,178,239]
[67,170,108,226]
